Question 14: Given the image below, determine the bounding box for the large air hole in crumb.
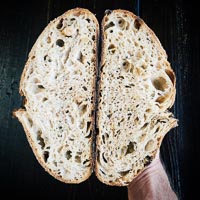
[38,85,45,89]
[82,86,87,91]
[141,123,148,130]
[118,18,129,30]
[156,96,166,104]
[92,35,95,41]
[70,18,75,21]
[134,18,141,30]
[145,139,155,151]
[44,55,52,62]
[86,18,91,23]
[43,151,49,163]
[152,77,167,91]
[79,104,87,116]
[107,113,112,119]
[37,130,45,149]
[56,39,64,47]
[104,21,115,30]
[102,135,105,144]
[56,18,63,29]
[126,142,136,155]
[75,155,81,163]
[108,44,116,54]
[119,170,130,176]
[66,150,72,160]
[85,130,92,138]
[42,97,48,102]
[118,18,126,28]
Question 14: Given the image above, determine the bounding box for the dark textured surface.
[0,0,198,199]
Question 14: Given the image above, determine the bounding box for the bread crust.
[14,8,99,184]
[95,9,177,186]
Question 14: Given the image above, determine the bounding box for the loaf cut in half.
[96,9,177,186]
[14,8,98,183]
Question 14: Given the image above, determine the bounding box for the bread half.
[14,8,99,183]
[96,9,177,186]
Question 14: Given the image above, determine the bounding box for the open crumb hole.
[37,130,45,149]
[66,150,72,160]
[75,155,81,163]
[56,19,63,29]
[119,170,130,176]
[108,44,116,54]
[156,96,166,104]
[134,18,141,30]
[105,21,115,30]
[43,151,49,163]
[42,97,48,102]
[152,77,167,91]
[79,104,87,116]
[56,39,64,47]
[86,18,91,23]
[126,142,136,155]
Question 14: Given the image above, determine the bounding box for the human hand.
[127,153,177,200]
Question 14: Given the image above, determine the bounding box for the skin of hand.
[127,153,178,200]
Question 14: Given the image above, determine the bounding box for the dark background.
[0,0,199,199]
